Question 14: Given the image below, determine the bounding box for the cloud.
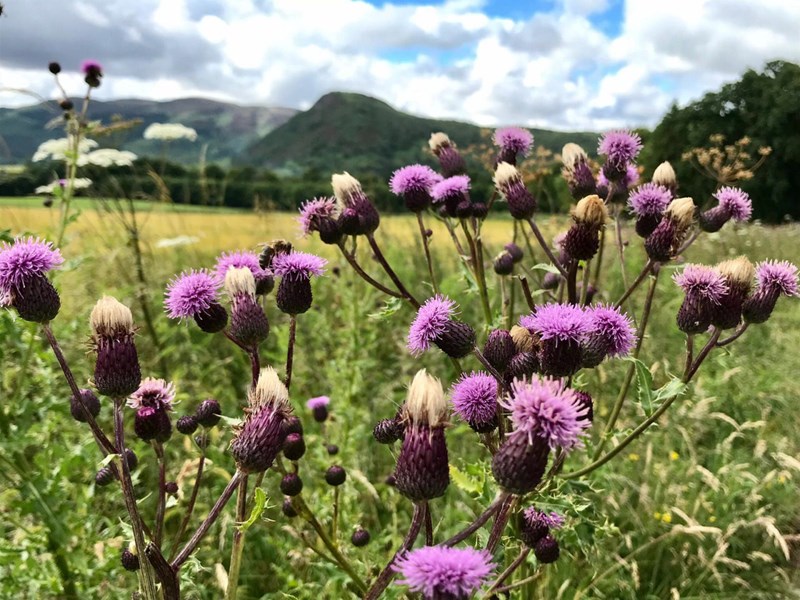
[0,0,799,131]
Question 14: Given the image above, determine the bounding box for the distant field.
[0,196,247,213]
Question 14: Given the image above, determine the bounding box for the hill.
[0,98,297,166]
[240,92,599,175]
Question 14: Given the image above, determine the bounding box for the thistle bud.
[492,434,550,494]
[351,528,371,547]
[121,546,140,571]
[123,448,138,470]
[520,507,564,548]
[95,466,115,487]
[48,62,62,74]
[326,444,339,455]
[307,396,330,422]
[273,251,327,315]
[90,296,141,398]
[164,481,179,495]
[283,433,306,461]
[325,465,347,486]
[711,257,755,329]
[493,251,515,275]
[429,132,466,177]
[534,535,560,563]
[176,415,198,435]
[652,161,677,195]
[129,378,175,443]
[331,172,380,235]
[494,162,536,220]
[472,202,488,219]
[373,418,403,444]
[455,199,473,219]
[510,325,536,354]
[280,473,303,496]
[645,197,695,262]
[195,399,222,428]
[504,242,524,263]
[282,416,303,436]
[282,497,298,518]
[394,370,450,502]
[70,388,101,422]
[562,195,608,261]
[506,351,540,381]
[225,267,270,346]
[482,329,516,372]
[574,390,594,423]
[231,368,292,474]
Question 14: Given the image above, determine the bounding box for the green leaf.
[239,487,267,531]
[367,297,403,320]
[530,263,562,275]
[654,377,688,402]
[625,357,655,416]
[449,463,483,495]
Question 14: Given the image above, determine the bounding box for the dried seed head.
[331,172,362,204]
[510,325,536,353]
[90,296,134,338]
[224,266,256,298]
[571,195,608,226]
[561,143,588,167]
[252,367,290,411]
[652,161,677,191]
[493,161,520,187]
[717,256,755,290]
[665,197,696,228]
[402,369,447,427]
[428,132,451,153]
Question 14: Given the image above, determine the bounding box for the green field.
[1,202,798,599]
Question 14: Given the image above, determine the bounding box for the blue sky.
[0,0,798,130]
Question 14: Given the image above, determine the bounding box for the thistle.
[520,507,564,548]
[450,372,498,433]
[331,172,380,235]
[306,395,330,422]
[407,295,476,359]
[561,143,596,200]
[493,127,533,166]
[652,161,677,195]
[429,132,466,177]
[272,251,327,315]
[562,195,608,260]
[598,129,643,183]
[644,197,696,262]
[90,296,141,398]
[698,187,752,232]
[673,264,728,334]
[482,329,516,372]
[742,260,799,324]
[711,257,755,329]
[494,162,537,220]
[493,377,589,494]
[393,370,450,502]
[70,388,101,422]
[128,378,175,443]
[0,236,63,322]
[431,175,471,219]
[393,546,495,600]
[581,304,636,368]
[298,196,342,244]
[389,164,442,212]
[231,367,292,473]
[225,267,270,345]
[165,269,228,333]
[522,304,590,377]
[215,250,273,295]
[627,183,672,238]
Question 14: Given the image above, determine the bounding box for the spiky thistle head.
[407,294,457,355]
[393,546,495,600]
[0,236,63,292]
[431,175,470,204]
[755,260,799,297]
[164,269,220,319]
[127,378,175,411]
[224,266,256,299]
[500,376,590,450]
[572,194,608,226]
[665,197,696,228]
[402,369,447,428]
[272,251,326,281]
[214,251,267,283]
[298,196,339,236]
[673,264,728,304]
[494,127,534,164]
[561,143,588,168]
[523,304,590,344]
[584,303,636,357]
[714,187,752,222]
[598,130,642,164]
[390,164,442,195]
[652,161,677,191]
[628,183,672,217]
[449,372,497,427]
[91,296,135,339]
[428,132,452,153]
[717,256,755,290]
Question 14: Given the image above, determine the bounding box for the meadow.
[1,197,799,599]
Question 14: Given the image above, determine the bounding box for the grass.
[1,201,798,599]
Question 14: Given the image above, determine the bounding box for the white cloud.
[1,0,799,131]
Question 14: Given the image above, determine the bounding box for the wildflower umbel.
[450,372,498,432]
[165,269,228,333]
[743,260,799,324]
[394,370,450,502]
[407,295,475,359]
[389,164,442,212]
[581,303,636,367]
[0,237,63,322]
[272,251,327,315]
[231,367,292,473]
[699,186,753,232]
[128,378,175,442]
[393,546,495,600]
[90,296,141,398]
[493,127,534,165]
[673,264,728,334]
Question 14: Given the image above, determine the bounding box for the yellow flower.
[778,475,787,484]
[669,451,679,461]
[653,511,662,520]
[628,453,640,462]
[709,516,717,523]
[661,513,672,524]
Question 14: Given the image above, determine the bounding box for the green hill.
[0,98,296,166]
[241,92,599,175]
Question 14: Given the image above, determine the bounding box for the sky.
[1,0,799,131]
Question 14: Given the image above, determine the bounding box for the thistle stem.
[592,226,606,286]
[224,474,249,600]
[168,450,206,561]
[486,495,516,553]
[285,315,297,390]
[367,233,420,309]
[153,441,167,548]
[485,547,530,596]
[613,209,635,316]
[364,503,424,600]
[614,259,655,309]
[566,259,579,304]
[113,399,160,600]
[472,219,493,327]
[518,276,536,311]
[249,349,260,387]
[580,259,592,305]
[172,470,243,569]
[443,493,509,547]
[526,218,568,278]
[461,220,492,324]
[594,267,660,459]
[338,243,403,299]
[416,212,439,294]
[423,500,433,545]
[716,323,749,347]
[683,335,695,380]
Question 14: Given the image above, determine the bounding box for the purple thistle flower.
[585,303,636,357]
[522,303,590,344]
[625,163,640,187]
[500,376,590,450]
[673,265,729,304]
[214,251,266,282]
[81,60,103,75]
[598,130,642,164]
[755,260,799,296]
[271,251,327,281]
[407,295,456,355]
[522,507,565,530]
[450,372,498,426]
[298,197,338,236]
[0,236,63,293]
[493,127,534,156]
[431,175,470,203]
[127,377,175,411]
[164,269,220,319]
[393,546,495,600]
[306,396,330,410]
[628,183,671,217]
[714,187,752,222]
[390,164,442,195]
